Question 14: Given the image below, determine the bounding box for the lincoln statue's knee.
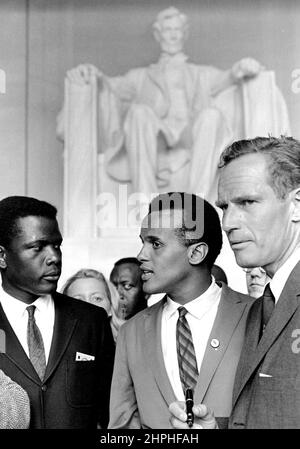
[126,103,158,126]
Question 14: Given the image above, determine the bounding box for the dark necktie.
[262,283,275,331]
[176,306,199,392]
[26,305,46,380]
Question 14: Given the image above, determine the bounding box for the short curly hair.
[146,192,222,269]
[0,196,57,248]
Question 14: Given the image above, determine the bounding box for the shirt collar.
[0,284,53,318]
[270,245,300,302]
[0,286,28,319]
[164,277,221,320]
[32,295,53,314]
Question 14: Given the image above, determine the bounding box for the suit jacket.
[0,292,115,429]
[109,283,254,429]
[229,261,300,429]
[0,369,30,429]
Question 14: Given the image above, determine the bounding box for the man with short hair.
[109,192,254,429]
[0,196,114,428]
[169,136,300,429]
[110,257,148,320]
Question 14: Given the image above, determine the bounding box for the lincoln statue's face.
[157,15,185,55]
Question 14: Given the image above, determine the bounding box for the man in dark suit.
[0,196,114,428]
[170,136,300,429]
[109,192,254,429]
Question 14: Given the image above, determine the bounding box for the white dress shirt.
[0,286,55,363]
[269,245,300,303]
[161,277,222,401]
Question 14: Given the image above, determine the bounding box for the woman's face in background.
[67,277,111,314]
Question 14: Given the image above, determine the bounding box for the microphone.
[185,388,194,428]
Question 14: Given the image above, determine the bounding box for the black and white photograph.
[0,0,299,434]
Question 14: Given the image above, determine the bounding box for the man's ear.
[0,246,7,269]
[291,188,300,222]
[187,242,208,266]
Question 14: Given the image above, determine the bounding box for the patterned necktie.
[26,305,46,380]
[176,306,199,392]
[262,283,275,331]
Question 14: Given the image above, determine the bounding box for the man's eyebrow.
[231,194,258,202]
[216,194,258,208]
[139,233,160,241]
[119,277,133,283]
[24,238,47,246]
[24,237,63,247]
[144,235,161,242]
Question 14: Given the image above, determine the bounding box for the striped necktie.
[176,306,198,392]
[26,305,46,380]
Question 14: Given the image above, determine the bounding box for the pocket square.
[75,351,95,361]
[259,372,273,377]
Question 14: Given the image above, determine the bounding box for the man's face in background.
[110,263,145,319]
[245,266,269,298]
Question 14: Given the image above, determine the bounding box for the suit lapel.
[232,299,262,406]
[0,303,40,383]
[233,261,300,407]
[255,277,300,360]
[144,297,176,405]
[195,285,248,403]
[44,293,78,381]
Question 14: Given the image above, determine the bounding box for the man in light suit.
[0,369,30,428]
[109,192,254,429]
[0,196,115,428]
[170,136,300,429]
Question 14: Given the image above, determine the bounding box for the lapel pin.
[211,338,220,349]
